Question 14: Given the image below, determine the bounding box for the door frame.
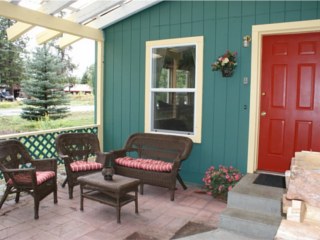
[247,19,320,173]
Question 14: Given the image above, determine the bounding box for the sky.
[69,39,95,78]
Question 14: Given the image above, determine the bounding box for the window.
[145,36,203,143]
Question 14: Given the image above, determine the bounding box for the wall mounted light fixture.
[243,35,251,47]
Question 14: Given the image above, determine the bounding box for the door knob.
[261,111,267,116]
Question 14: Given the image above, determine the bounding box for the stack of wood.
[275,151,320,240]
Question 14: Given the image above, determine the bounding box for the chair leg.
[177,173,187,190]
[0,186,11,209]
[54,187,58,204]
[68,186,73,199]
[15,192,20,203]
[170,189,175,201]
[34,198,39,219]
[61,178,68,188]
[139,183,144,195]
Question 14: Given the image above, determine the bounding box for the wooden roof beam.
[36,0,122,45]
[0,2,103,42]
[58,34,81,49]
[7,22,33,41]
[57,0,163,48]
[6,0,75,41]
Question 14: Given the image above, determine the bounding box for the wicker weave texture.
[55,133,105,199]
[0,139,57,219]
[111,133,193,201]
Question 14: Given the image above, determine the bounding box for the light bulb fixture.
[243,35,251,48]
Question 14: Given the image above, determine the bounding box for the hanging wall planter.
[211,50,237,78]
[221,67,234,77]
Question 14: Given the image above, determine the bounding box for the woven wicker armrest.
[171,156,183,170]
[58,154,70,163]
[3,167,35,174]
[32,158,57,172]
[59,155,74,165]
[111,149,130,158]
[104,150,126,167]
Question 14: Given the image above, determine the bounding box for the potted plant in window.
[211,50,237,77]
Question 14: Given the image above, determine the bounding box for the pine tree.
[0,17,27,89]
[81,64,94,86]
[21,45,70,120]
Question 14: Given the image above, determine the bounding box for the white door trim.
[247,19,320,173]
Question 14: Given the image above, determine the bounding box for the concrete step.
[178,229,258,240]
[220,207,282,240]
[228,173,285,217]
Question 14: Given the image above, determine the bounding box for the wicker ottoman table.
[77,172,140,223]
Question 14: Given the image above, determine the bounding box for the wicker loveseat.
[107,133,193,201]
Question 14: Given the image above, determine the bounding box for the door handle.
[261,111,267,117]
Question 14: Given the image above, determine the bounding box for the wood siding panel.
[130,16,142,135]
[301,2,318,20]
[238,13,255,172]
[169,1,181,38]
[203,1,215,20]
[225,16,242,167]
[113,24,124,149]
[104,28,115,150]
[121,20,132,144]
[212,17,228,167]
[139,11,150,131]
[103,1,320,184]
[200,18,215,174]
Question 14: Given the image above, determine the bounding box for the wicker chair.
[0,139,57,219]
[55,133,106,199]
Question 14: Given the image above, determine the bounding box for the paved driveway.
[0,105,94,116]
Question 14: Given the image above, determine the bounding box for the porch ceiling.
[0,0,163,47]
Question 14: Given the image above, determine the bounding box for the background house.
[64,84,92,95]
[102,1,320,184]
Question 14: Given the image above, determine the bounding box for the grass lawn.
[0,94,94,136]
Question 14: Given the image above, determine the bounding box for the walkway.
[0,105,94,116]
[0,178,226,240]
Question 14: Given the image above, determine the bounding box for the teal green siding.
[103,1,320,184]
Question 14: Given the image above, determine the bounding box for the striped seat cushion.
[115,157,173,172]
[70,161,103,172]
[8,171,55,186]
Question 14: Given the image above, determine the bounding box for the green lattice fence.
[0,126,98,179]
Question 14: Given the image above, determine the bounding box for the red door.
[258,32,320,173]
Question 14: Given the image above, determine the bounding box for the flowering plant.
[211,50,237,77]
[202,165,242,198]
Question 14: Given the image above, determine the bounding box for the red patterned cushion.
[8,171,55,186]
[70,161,103,172]
[115,157,173,172]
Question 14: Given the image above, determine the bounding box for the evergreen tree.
[50,39,77,86]
[21,45,70,120]
[0,17,27,90]
[81,64,94,86]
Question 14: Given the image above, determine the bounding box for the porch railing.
[0,125,98,179]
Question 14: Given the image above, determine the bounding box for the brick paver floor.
[0,175,226,240]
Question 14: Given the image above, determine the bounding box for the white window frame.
[145,36,203,143]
